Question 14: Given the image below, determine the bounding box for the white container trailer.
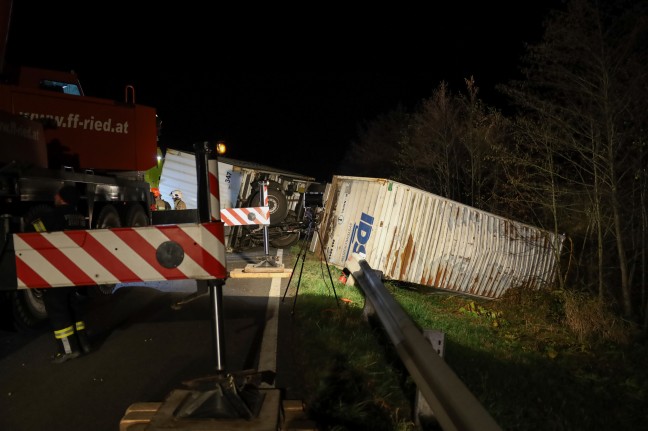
[316,176,565,299]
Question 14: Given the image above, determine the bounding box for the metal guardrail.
[345,253,503,431]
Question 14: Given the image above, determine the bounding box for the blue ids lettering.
[347,212,374,259]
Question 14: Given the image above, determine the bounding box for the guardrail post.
[361,280,448,427]
[416,330,445,428]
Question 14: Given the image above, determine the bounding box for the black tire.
[125,205,149,227]
[94,204,122,228]
[270,231,300,248]
[10,204,56,329]
[10,290,48,331]
[248,188,288,225]
[93,205,121,295]
[269,211,302,248]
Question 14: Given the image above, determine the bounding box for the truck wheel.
[270,232,300,248]
[248,188,288,225]
[10,290,47,331]
[93,205,121,295]
[9,205,55,330]
[95,205,122,228]
[269,211,302,248]
[125,205,149,227]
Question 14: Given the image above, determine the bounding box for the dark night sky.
[4,1,564,181]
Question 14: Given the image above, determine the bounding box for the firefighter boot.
[75,321,93,354]
[52,325,81,364]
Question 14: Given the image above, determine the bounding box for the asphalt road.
[0,247,305,431]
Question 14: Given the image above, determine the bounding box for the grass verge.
[285,247,648,431]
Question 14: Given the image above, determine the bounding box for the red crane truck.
[0,1,164,329]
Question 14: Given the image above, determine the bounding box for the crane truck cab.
[4,65,83,95]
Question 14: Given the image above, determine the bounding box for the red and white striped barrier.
[263,183,269,206]
[220,206,270,226]
[13,223,227,289]
[208,158,221,221]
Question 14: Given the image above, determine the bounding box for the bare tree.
[395,80,506,209]
[497,0,648,319]
[461,78,509,211]
[395,81,461,196]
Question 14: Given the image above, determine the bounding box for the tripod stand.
[282,210,339,315]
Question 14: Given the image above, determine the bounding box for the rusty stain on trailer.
[388,227,398,276]
[434,265,446,290]
[400,234,415,281]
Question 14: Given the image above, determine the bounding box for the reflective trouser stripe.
[54,325,75,354]
[32,219,46,233]
[54,326,75,339]
[75,321,86,331]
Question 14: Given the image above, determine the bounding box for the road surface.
[0,247,306,431]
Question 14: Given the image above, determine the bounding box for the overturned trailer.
[315,176,565,299]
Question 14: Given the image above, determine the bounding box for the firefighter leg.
[70,286,92,353]
[75,320,92,354]
[43,287,81,363]
[52,325,81,363]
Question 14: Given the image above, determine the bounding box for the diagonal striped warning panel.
[220,206,270,226]
[13,222,227,289]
